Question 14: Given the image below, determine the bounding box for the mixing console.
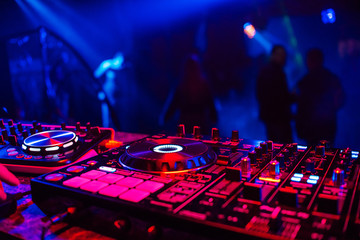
[0,119,114,173]
[31,125,360,239]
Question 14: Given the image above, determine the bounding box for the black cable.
[41,207,76,240]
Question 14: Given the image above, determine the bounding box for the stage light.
[321,8,336,24]
[244,22,256,39]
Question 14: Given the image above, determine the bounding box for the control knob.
[315,145,325,157]
[305,158,315,173]
[211,128,220,141]
[240,157,251,173]
[177,124,185,137]
[269,160,280,177]
[193,126,201,139]
[231,130,239,142]
[332,168,345,186]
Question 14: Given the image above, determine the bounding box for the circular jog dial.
[22,130,78,155]
[119,138,216,174]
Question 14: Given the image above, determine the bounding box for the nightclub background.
[0,0,360,148]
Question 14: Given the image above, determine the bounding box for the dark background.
[0,0,360,148]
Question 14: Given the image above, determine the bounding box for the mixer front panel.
[31,130,360,239]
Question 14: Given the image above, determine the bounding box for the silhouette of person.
[295,48,345,146]
[163,54,217,134]
[256,45,293,143]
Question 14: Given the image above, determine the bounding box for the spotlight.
[244,22,256,39]
[321,8,336,24]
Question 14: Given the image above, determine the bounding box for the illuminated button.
[22,144,27,150]
[63,176,90,188]
[309,175,319,180]
[307,179,317,185]
[99,185,128,197]
[116,177,144,188]
[7,148,17,152]
[132,173,153,180]
[63,142,73,148]
[80,181,108,193]
[29,147,41,152]
[99,166,117,173]
[298,145,307,150]
[297,212,310,219]
[152,177,173,184]
[87,160,97,166]
[116,169,133,176]
[45,155,53,159]
[291,177,301,182]
[81,170,107,180]
[104,140,122,149]
[45,146,59,151]
[119,189,150,203]
[97,173,124,183]
[67,165,86,173]
[16,154,24,158]
[136,181,164,193]
[293,173,303,178]
[45,173,64,182]
[8,151,19,156]
[24,155,32,159]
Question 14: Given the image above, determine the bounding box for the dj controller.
[28,124,360,239]
[0,119,114,173]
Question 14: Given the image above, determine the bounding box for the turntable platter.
[119,138,216,174]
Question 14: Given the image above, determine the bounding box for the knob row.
[176,124,239,142]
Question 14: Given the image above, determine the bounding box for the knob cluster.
[175,124,241,143]
[0,119,99,148]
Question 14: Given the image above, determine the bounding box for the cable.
[41,207,77,240]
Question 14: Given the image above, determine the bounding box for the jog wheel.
[119,138,216,174]
[22,130,78,155]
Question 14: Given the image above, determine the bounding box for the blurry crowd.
[162,46,345,147]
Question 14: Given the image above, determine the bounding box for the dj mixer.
[0,119,114,173]
[31,125,360,239]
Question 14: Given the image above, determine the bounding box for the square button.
[116,177,143,188]
[119,189,150,203]
[99,185,129,197]
[81,170,107,180]
[80,181,109,193]
[63,176,90,188]
[97,173,124,183]
[136,180,164,193]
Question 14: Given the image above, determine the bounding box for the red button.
[8,151,19,156]
[99,185,128,197]
[87,160,98,166]
[67,165,86,173]
[80,181,108,193]
[81,170,107,180]
[119,189,150,203]
[63,176,90,188]
[45,173,64,181]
